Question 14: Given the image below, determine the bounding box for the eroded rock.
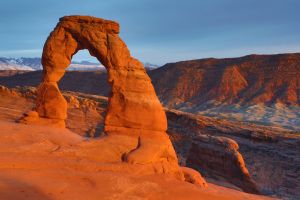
[186,135,259,194]
[20,16,200,183]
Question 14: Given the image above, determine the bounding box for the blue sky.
[0,0,299,65]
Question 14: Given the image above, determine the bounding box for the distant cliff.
[149,53,300,106]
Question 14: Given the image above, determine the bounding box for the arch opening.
[59,49,109,96]
[70,49,106,71]
[62,49,110,137]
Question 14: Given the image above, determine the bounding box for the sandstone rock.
[148,53,300,107]
[181,166,207,187]
[20,16,188,181]
[65,95,80,108]
[166,108,300,198]
[0,85,20,97]
[186,135,259,194]
[36,82,67,120]
[20,111,65,128]
[35,15,166,131]
[24,111,39,118]
[0,120,274,200]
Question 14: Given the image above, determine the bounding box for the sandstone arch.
[20,16,207,185]
[23,16,173,170]
[37,16,167,133]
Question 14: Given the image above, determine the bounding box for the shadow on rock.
[0,177,52,200]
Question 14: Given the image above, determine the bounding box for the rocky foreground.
[0,120,274,200]
[0,85,277,200]
[166,110,300,199]
[2,85,299,199]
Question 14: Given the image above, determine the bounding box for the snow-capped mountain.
[0,57,105,71]
[144,62,159,70]
[0,57,38,70]
[0,57,158,71]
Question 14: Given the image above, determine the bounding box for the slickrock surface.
[0,122,274,200]
[0,85,292,199]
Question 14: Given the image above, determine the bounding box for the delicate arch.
[36,15,167,133]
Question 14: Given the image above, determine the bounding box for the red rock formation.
[165,109,259,193]
[1,85,297,197]
[1,84,299,198]
[35,16,167,133]
[186,135,259,194]
[19,16,206,185]
[0,121,273,200]
[149,53,300,107]
[166,109,300,198]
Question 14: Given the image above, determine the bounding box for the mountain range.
[0,57,158,71]
[0,57,104,70]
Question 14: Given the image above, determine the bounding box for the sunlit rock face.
[37,16,167,132]
[19,15,207,185]
[186,135,259,194]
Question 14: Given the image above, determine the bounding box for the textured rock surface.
[149,53,300,107]
[166,109,300,199]
[19,16,198,182]
[186,135,258,194]
[1,85,297,198]
[36,16,167,132]
[181,166,208,187]
[0,119,275,200]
